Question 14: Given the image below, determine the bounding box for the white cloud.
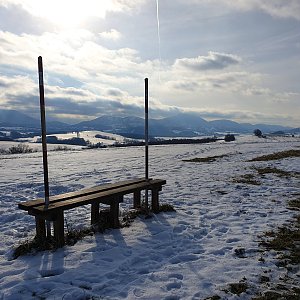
[0,0,147,20]
[99,29,121,40]
[174,52,241,71]
[205,0,300,20]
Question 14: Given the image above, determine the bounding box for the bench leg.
[110,197,121,228]
[53,210,65,247]
[35,216,46,240]
[151,189,160,213]
[91,202,100,225]
[133,190,141,208]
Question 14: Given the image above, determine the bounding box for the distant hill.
[0,110,40,128]
[0,109,71,131]
[73,112,293,137]
[0,109,295,137]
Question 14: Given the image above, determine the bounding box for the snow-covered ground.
[0,135,299,299]
[19,130,128,146]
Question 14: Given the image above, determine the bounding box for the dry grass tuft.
[183,154,228,163]
[249,149,300,162]
[232,174,260,185]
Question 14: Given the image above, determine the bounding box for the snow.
[18,130,128,146]
[0,135,299,299]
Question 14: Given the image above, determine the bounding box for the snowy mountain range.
[0,109,298,137]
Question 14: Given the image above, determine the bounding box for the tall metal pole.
[145,78,149,180]
[144,78,149,210]
[38,56,51,236]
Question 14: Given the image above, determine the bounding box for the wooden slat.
[30,179,166,216]
[18,178,149,210]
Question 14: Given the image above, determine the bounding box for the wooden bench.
[18,178,166,247]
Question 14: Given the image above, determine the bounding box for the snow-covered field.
[0,135,299,299]
[18,131,128,146]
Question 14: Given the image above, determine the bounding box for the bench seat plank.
[19,178,149,211]
[29,179,166,216]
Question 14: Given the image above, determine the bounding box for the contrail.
[156,0,161,82]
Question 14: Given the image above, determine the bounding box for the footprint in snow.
[39,268,64,278]
[166,281,182,291]
[168,273,184,280]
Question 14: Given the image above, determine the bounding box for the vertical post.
[144,78,149,210]
[53,210,65,247]
[38,56,51,237]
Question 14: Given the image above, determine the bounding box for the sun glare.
[20,0,117,27]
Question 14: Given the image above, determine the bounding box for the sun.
[20,0,117,27]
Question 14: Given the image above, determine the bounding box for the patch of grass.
[232,174,260,185]
[158,203,176,212]
[260,215,300,266]
[13,236,58,259]
[288,199,300,210]
[66,227,95,246]
[259,275,270,283]
[121,204,176,227]
[183,154,228,163]
[249,149,300,162]
[253,167,300,178]
[224,281,248,296]
[254,196,300,299]
[234,247,246,258]
[121,209,146,227]
[252,289,300,300]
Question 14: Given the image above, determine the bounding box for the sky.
[0,0,299,127]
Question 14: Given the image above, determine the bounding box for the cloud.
[0,0,147,24]
[169,71,261,94]
[99,29,121,40]
[204,0,300,21]
[172,81,199,92]
[175,52,241,71]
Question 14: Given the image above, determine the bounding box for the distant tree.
[253,129,262,137]
[224,134,235,142]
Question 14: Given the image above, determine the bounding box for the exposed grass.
[250,194,300,300]
[288,199,300,210]
[253,166,300,178]
[183,154,228,163]
[255,199,300,299]
[158,203,176,212]
[232,174,261,185]
[223,281,249,296]
[249,149,300,162]
[121,204,176,227]
[252,290,300,300]
[228,282,248,295]
[232,165,299,186]
[260,225,300,265]
[13,236,58,259]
